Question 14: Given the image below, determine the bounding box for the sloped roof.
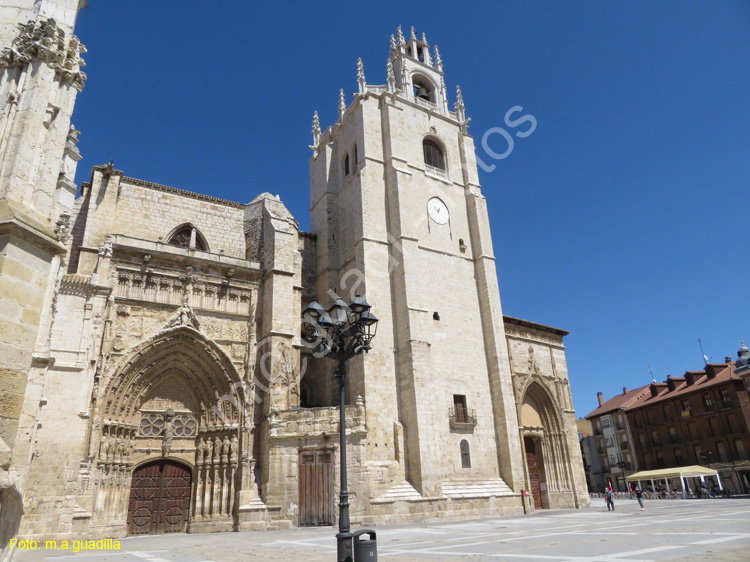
[584,384,650,419]
[630,363,739,409]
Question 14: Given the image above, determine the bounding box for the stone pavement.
[13,497,750,562]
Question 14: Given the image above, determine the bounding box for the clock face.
[427,197,450,225]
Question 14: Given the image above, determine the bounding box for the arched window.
[460,440,471,468]
[423,139,445,172]
[344,153,350,176]
[166,224,207,251]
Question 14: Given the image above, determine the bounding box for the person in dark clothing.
[635,487,645,511]
[605,488,614,511]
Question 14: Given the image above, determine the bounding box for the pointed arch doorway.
[127,459,192,535]
[519,380,576,510]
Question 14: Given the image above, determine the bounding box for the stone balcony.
[268,401,366,440]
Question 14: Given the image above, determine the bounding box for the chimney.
[597,392,604,407]
[725,356,733,364]
[623,387,628,394]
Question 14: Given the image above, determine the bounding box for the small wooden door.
[298,448,334,526]
[127,460,192,535]
[524,437,544,509]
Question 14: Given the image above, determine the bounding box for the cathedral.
[0,0,588,552]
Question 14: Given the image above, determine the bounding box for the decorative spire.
[310,111,320,150]
[410,26,417,42]
[440,75,448,112]
[338,88,346,122]
[434,45,443,70]
[357,57,366,95]
[421,32,429,47]
[390,34,397,51]
[386,59,395,94]
[454,85,466,124]
[397,25,405,47]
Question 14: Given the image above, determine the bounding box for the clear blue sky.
[71,1,750,416]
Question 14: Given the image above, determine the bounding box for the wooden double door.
[298,448,334,526]
[127,460,192,535]
[524,437,544,510]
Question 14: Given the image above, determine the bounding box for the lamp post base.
[336,531,353,562]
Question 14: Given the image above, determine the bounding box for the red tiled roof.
[584,384,651,419]
[628,363,739,409]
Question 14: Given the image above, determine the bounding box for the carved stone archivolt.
[92,325,251,525]
[98,327,244,427]
[0,18,87,90]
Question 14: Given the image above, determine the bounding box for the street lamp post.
[616,461,628,494]
[583,464,593,493]
[302,296,378,562]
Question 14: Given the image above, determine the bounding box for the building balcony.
[449,408,477,430]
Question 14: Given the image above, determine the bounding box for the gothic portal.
[0,3,588,547]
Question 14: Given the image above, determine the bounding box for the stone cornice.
[0,200,66,255]
[121,176,244,208]
[504,315,569,338]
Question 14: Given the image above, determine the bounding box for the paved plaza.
[14,497,750,562]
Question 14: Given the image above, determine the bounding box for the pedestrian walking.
[605,488,614,511]
[635,486,645,511]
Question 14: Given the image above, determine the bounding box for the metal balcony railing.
[449,407,477,429]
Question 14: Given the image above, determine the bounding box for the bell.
[415,86,430,101]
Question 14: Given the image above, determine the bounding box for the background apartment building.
[586,345,750,494]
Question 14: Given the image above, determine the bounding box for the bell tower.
[309,27,525,500]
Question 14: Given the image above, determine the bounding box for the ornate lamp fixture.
[301,295,378,562]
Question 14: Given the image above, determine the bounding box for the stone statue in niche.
[213,436,221,463]
[162,409,175,456]
[113,437,122,462]
[230,435,239,462]
[205,436,213,464]
[221,436,230,462]
[527,345,540,376]
[99,434,110,459]
[196,437,206,465]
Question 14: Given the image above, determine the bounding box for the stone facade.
[0,9,589,550]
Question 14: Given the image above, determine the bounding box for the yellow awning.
[625,465,719,481]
